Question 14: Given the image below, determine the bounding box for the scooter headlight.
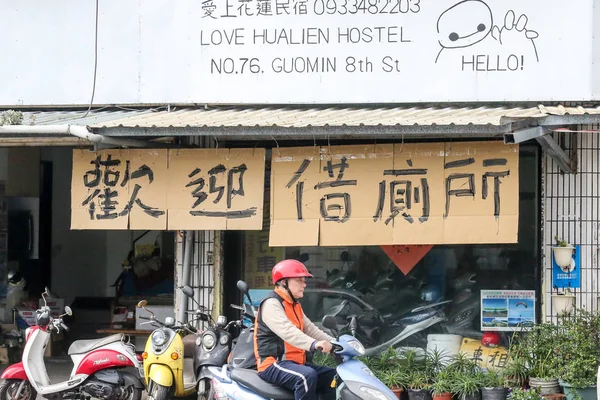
[219,335,229,345]
[203,332,216,350]
[152,330,168,346]
[347,339,365,355]
[359,386,388,400]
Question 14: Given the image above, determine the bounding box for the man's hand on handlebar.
[315,340,333,353]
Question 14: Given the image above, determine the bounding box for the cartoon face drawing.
[437,0,493,49]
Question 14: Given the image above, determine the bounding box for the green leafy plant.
[430,368,455,395]
[0,110,23,126]
[555,308,600,388]
[381,370,406,390]
[482,370,506,388]
[513,322,561,380]
[406,370,432,390]
[452,370,484,400]
[502,339,529,388]
[507,388,543,400]
[311,351,337,368]
[554,236,568,247]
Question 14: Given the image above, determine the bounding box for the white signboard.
[481,290,536,331]
[0,1,594,105]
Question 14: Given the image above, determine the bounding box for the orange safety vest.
[254,287,306,372]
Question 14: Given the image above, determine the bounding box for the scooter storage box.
[229,327,257,370]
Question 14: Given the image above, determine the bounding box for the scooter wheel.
[121,385,143,400]
[148,381,170,400]
[198,386,215,400]
[0,379,37,400]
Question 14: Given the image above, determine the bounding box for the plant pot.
[552,294,576,316]
[553,246,575,268]
[504,377,526,389]
[482,387,508,400]
[408,389,432,400]
[461,392,482,400]
[560,380,596,400]
[528,377,560,395]
[433,393,453,400]
[391,387,403,399]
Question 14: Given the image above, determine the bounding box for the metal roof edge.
[93,124,512,138]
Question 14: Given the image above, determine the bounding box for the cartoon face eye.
[437,0,493,49]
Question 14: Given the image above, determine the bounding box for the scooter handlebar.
[60,322,69,332]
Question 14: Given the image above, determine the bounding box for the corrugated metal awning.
[1,104,600,144]
[16,104,600,129]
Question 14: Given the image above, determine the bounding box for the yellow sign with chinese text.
[460,338,509,371]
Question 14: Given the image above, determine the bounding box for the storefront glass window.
[241,145,540,354]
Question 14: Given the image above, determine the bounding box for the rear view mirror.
[237,280,249,295]
[44,287,53,299]
[182,286,194,298]
[137,300,148,308]
[64,306,73,316]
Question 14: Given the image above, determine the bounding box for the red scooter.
[0,287,144,400]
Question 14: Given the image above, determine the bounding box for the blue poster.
[241,289,271,326]
[552,245,581,289]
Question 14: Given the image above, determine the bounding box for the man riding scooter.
[254,259,336,400]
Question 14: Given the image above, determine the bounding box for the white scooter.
[0,287,144,400]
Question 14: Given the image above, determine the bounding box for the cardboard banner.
[167,148,266,230]
[269,141,519,246]
[71,148,265,230]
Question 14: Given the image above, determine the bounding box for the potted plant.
[502,350,529,389]
[552,235,575,269]
[551,285,576,316]
[481,370,508,400]
[452,370,484,400]
[405,370,433,400]
[515,322,561,395]
[507,388,543,400]
[556,308,600,400]
[381,370,405,399]
[430,368,454,400]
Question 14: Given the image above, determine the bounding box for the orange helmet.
[272,259,313,284]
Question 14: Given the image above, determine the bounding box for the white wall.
[0,1,594,105]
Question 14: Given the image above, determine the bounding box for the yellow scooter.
[137,300,198,400]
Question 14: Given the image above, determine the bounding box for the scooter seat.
[68,334,124,355]
[231,368,294,399]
